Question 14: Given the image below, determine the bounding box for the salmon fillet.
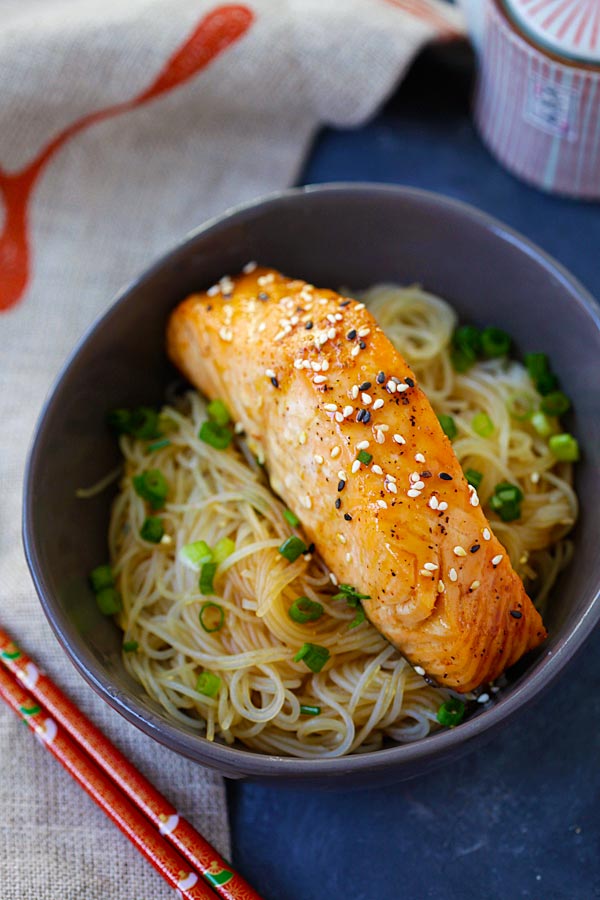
[167,267,546,692]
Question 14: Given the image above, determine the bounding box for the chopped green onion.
[122,640,139,653]
[106,408,133,434]
[531,411,554,437]
[494,482,524,504]
[199,600,224,632]
[464,468,483,490]
[549,433,580,462]
[450,348,474,373]
[288,597,324,624]
[349,606,366,628]
[199,420,233,450]
[536,371,559,396]
[293,643,330,673]
[332,583,371,602]
[278,536,308,563]
[140,516,164,543]
[283,509,300,528]
[179,540,213,570]
[489,482,523,522]
[133,469,169,509]
[89,564,114,593]
[525,352,550,382]
[540,391,571,417]
[213,537,235,565]
[453,325,481,357]
[436,698,466,727]
[438,414,457,441]
[96,588,122,615]
[199,563,219,596]
[481,327,511,358]
[507,394,534,422]
[107,407,161,439]
[196,671,221,698]
[357,449,373,465]
[299,704,321,716]
[207,399,231,427]
[148,438,171,452]
[472,412,494,438]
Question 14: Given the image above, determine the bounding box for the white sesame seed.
[243,261,257,274]
[375,431,385,444]
[423,562,438,571]
[274,330,287,342]
[351,460,361,474]
[386,482,398,494]
[393,434,406,445]
[258,322,266,333]
[313,374,327,384]
[160,534,172,545]
[356,440,370,450]
[386,381,397,393]
[385,474,397,483]
[257,273,274,286]
[351,346,360,357]
[413,480,425,491]
[207,284,220,297]
[314,454,324,464]
[311,361,322,372]
[324,403,337,412]
[470,580,480,590]
[337,470,346,481]
[414,666,425,676]
[415,453,426,463]
[234,422,244,434]
[429,496,439,510]
[482,528,491,541]
[449,567,458,582]
[345,552,353,563]
[477,693,490,704]
[469,486,480,507]
[303,495,312,509]
[438,501,448,512]
[327,313,337,324]
[358,327,370,338]
[290,316,299,326]
[531,471,540,484]
[396,383,409,393]
[361,393,372,405]
[335,313,343,322]
[331,446,341,458]
[351,385,359,400]
[329,572,338,586]
[337,533,347,545]
[409,472,420,483]
[335,412,344,423]
[218,327,233,342]
[372,464,383,475]
[377,499,387,509]
[407,489,421,498]
[355,302,366,310]
[437,580,445,593]
[492,554,504,566]
[378,424,389,432]
[302,360,311,369]
[321,360,330,371]
[327,328,337,340]
[454,546,467,557]
[372,398,384,410]
[265,369,276,379]
[298,432,306,445]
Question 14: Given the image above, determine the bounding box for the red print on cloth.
[0,4,254,312]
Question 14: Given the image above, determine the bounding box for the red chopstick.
[0,627,263,900]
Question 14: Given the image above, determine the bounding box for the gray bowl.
[23,184,600,786]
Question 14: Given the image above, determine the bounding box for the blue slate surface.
[228,46,600,900]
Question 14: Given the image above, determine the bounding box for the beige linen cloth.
[0,1,463,896]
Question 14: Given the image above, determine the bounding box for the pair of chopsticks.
[0,626,263,900]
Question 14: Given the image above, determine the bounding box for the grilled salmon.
[167,267,546,692]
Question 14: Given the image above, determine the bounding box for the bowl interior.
[24,185,600,783]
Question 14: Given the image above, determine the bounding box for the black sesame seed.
[335,497,341,509]
[270,376,279,388]
[359,382,371,391]
[405,377,415,387]
[258,292,269,301]
[362,410,371,424]
[359,340,367,349]
[356,409,366,423]
[510,610,523,619]
[376,372,385,384]
[470,544,480,553]
[340,299,351,307]
[439,472,452,481]
[305,321,313,330]
[420,471,432,479]
[347,329,357,340]
[344,513,352,521]
[308,543,315,554]
[337,480,345,492]
[207,305,213,312]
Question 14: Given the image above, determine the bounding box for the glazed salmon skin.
[167,267,546,692]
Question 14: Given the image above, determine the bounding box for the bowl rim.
[22,181,600,778]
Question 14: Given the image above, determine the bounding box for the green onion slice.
[481,327,511,359]
[196,671,221,698]
[494,482,523,504]
[293,643,330,673]
[299,704,321,716]
[122,640,139,653]
[288,597,324,624]
[133,469,169,509]
[89,564,114,593]
[507,394,534,422]
[531,411,554,437]
[199,420,233,450]
[213,537,235,565]
[278,536,308,563]
[349,606,366,628]
[179,540,213,571]
[436,698,466,727]
[535,371,559,396]
[199,600,224,632]
[207,399,231,427]
[549,433,580,462]
[438,414,457,441]
[540,391,571,417]
[450,348,474,373]
[283,509,300,528]
[96,588,122,616]
[332,583,371,602]
[357,449,373,465]
[148,438,171,452]
[464,468,483,490]
[472,412,494,438]
[525,352,550,382]
[199,563,219,596]
[140,516,164,544]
